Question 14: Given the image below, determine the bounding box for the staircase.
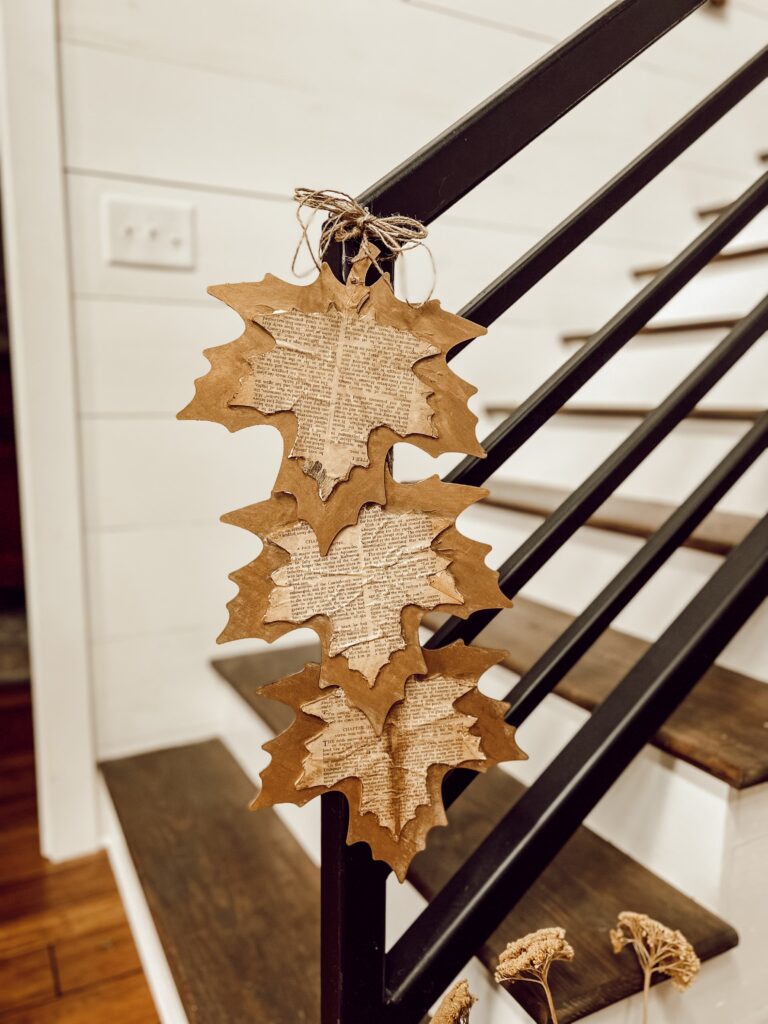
[98,2,767,1022]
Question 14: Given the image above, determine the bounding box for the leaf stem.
[642,968,651,1024]
[542,971,559,1024]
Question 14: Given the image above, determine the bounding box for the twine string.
[291,187,435,301]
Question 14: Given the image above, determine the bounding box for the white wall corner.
[0,0,98,858]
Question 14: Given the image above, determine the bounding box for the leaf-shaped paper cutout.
[177,262,486,552]
[219,475,512,731]
[264,504,462,683]
[298,674,482,832]
[252,643,526,880]
[231,305,439,498]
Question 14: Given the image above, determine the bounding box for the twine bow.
[292,187,435,301]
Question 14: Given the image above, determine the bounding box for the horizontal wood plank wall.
[55,0,768,757]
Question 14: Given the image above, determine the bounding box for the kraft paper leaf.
[219,475,511,731]
[177,260,486,552]
[251,643,526,880]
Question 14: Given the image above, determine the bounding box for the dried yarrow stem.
[610,911,701,1024]
[432,980,475,1024]
[494,927,574,1024]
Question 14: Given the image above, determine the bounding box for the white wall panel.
[92,630,228,757]
[485,416,750,495]
[68,171,660,338]
[67,174,295,302]
[80,417,281,528]
[58,18,766,250]
[58,0,542,123]
[85,521,258,640]
[57,28,536,202]
[75,297,235,414]
[415,0,768,92]
[573,332,768,410]
[653,259,768,321]
[730,206,768,247]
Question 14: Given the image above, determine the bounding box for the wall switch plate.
[101,195,195,269]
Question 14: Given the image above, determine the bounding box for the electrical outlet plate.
[101,194,195,269]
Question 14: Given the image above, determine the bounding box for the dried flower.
[495,927,574,1024]
[432,980,475,1024]
[610,912,701,1023]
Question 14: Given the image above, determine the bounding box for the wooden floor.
[0,682,158,1023]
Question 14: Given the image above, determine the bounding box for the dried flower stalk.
[494,927,574,1024]
[432,980,475,1023]
[610,911,701,1024]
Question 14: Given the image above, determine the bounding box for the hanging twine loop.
[291,187,435,302]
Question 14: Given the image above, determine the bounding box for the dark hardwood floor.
[0,671,158,1022]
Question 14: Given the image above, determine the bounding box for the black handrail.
[430,293,768,652]
[386,515,768,1020]
[359,0,705,223]
[444,171,768,490]
[449,47,767,350]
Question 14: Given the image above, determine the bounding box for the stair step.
[212,651,738,1024]
[0,612,29,686]
[697,202,730,219]
[562,316,739,343]
[632,244,768,278]
[485,402,762,424]
[477,477,758,555]
[411,769,736,1024]
[428,595,768,789]
[101,740,321,1024]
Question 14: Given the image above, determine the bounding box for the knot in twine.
[292,187,435,302]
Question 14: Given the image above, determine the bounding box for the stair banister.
[431,289,768,652]
[312,2,768,1020]
[386,516,768,1021]
[443,171,768,491]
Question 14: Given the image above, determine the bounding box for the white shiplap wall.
[55,0,768,759]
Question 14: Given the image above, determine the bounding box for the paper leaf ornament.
[264,503,462,683]
[219,475,511,730]
[178,259,486,552]
[178,197,522,881]
[252,643,526,880]
[233,305,439,499]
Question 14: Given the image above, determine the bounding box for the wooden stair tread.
[485,402,762,423]
[478,478,758,556]
[410,768,737,1024]
[430,595,768,789]
[101,740,320,1024]
[215,608,768,790]
[562,316,739,343]
[697,202,730,219]
[0,612,30,686]
[212,651,738,1024]
[632,244,768,277]
[216,644,317,736]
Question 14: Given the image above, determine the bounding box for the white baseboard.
[97,775,189,1024]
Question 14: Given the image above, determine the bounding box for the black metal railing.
[320,2,768,1021]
